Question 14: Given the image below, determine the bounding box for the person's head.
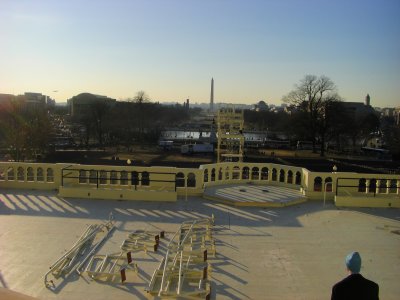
[345,251,362,274]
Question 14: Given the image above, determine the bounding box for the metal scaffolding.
[217,107,245,163]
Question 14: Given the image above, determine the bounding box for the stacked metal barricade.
[44,215,115,289]
[44,213,215,297]
[44,213,163,289]
[146,215,215,299]
[79,229,162,283]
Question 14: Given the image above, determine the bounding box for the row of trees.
[245,75,398,157]
[69,80,399,158]
[69,91,198,148]
[1,78,398,160]
[0,92,198,161]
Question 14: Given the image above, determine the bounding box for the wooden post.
[120,268,126,283]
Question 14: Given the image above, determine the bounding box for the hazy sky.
[1,0,399,107]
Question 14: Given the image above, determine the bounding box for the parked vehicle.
[158,140,173,150]
[181,143,214,154]
[361,147,391,159]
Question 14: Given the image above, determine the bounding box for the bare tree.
[132,91,150,142]
[0,99,27,161]
[0,97,52,161]
[283,75,341,155]
[90,100,110,145]
[133,90,150,104]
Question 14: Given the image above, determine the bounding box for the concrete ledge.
[58,186,177,202]
[335,195,400,208]
[0,288,38,300]
[0,181,57,190]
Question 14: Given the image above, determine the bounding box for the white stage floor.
[1,190,399,299]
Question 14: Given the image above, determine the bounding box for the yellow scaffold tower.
[217,107,245,163]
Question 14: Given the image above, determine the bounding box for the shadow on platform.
[203,184,307,207]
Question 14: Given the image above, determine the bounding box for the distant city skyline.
[1,0,399,107]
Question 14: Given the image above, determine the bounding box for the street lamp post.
[325,164,338,207]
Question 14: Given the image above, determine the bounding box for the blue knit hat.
[345,252,362,273]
